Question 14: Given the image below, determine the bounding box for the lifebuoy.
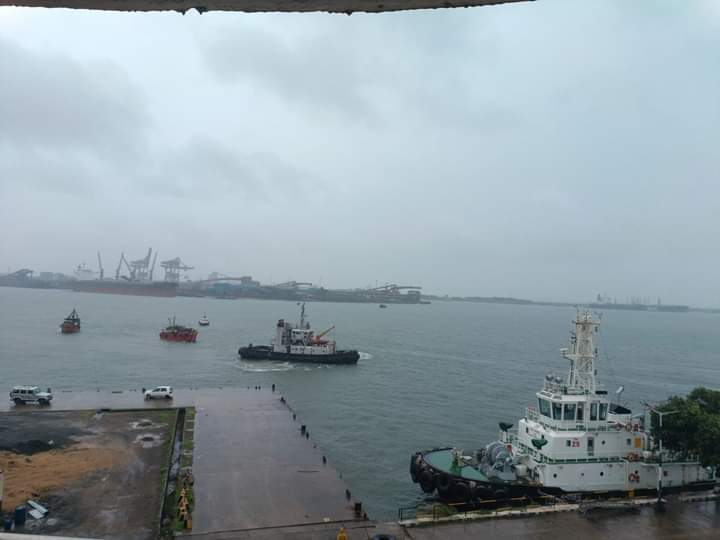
[628,473,639,483]
[615,424,622,431]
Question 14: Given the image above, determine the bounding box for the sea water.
[1,287,718,518]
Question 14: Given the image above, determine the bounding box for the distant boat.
[199,314,210,326]
[160,317,198,343]
[60,309,81,334]
[379,304,387,309]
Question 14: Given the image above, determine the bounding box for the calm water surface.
[1,287,719,518]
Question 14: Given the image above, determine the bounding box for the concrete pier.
[190,390,359,533]
[0,388,361,535]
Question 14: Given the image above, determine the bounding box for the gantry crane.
[160,257,194,283]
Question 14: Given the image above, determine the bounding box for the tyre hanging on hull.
[473,485,493,500]
[410,453,421,483]
[436,473,454,499]
[452,481,471,502]
[419,470,435,493]
[494,488,509,501]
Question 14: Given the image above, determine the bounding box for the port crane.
[115,253,132,280]
[161,257,194,283]
[97,251,104,280]
[149,251,158,281]
[129,248,153,281]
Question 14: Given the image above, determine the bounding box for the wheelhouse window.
[552,402,562,420]
[599,403,608,421]
[563,403,577,421]
[590,402,598,421]
[539,398,551,417]
[577,403,584,421]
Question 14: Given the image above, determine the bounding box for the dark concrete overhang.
[0,0,531,14]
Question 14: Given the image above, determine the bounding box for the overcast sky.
[1,1,719,305]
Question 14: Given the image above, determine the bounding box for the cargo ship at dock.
[73,280,178,297]
[71,248,191,298]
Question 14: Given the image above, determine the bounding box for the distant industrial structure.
[179,278,427,304]
[0,254,427,304]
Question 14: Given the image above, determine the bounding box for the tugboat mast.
[562,311,600,394]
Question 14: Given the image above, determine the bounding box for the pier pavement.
[0,387,360,534]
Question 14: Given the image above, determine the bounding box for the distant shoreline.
[422,295,720,314]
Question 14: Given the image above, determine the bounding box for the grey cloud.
[1,3,720,306]
[0,38,149,158]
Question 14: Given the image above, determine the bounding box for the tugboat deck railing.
[525,408,634,433]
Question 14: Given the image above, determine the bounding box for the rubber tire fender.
[436,474,454,499]
[494,488,509,501]
[410,453,420,483]
[436,473,452,492]
[473,485,493,500]
[419,470,435,493]
[453,481,471,502]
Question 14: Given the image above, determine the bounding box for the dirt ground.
[0,409,176,540]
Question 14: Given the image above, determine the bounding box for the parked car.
[10,386,53,405]
[144,386,173,400]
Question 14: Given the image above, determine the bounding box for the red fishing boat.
[60,309,81,334]
[159,317,198,343]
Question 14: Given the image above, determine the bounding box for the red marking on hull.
[60,324,80,334]
[159,330,198,343]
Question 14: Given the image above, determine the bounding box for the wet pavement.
[1,387,360,535]
[191,389,359,533]
[187,498,720,539]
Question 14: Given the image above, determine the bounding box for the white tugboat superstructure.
[410,311,716,503]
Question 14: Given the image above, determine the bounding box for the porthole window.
[553,473,557,478]
[600,472,604,477]
[601,440,606,445]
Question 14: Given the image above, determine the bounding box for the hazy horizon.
[1,1,719,307]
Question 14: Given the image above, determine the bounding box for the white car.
[144,386,173,400]
[10,386,53,405]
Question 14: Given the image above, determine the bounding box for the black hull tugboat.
[410,311,716,504]
[238,303,359,365]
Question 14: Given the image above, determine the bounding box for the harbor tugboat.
[238,303,359,365]
[60,308,81,334]
[159,317,198,343]
[198,314,210,327]
[410,311,716,503]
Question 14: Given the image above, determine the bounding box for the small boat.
[379,304,387,308]
[60,309,81,334]
[198,315,210,327]
[238,303,359,365]
[160,317,198,343]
